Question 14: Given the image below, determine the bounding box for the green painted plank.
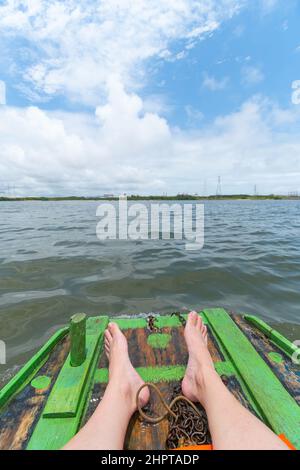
[205,308,300,448]
[244,315,273,337]
[94,361,235,385]
[270,330,300,358]
[27,350,101,450]
[114,314,192,331]
[114,317,147,330]
[28,416,80,450]
[157,313,208,328]
[43,316,108,418]
[27,347,100,451]
[95,365,186,384]
[27,316,108,450]
[214,361,235,376]
[156,315,182,328]
[0,327,69,410]
[70,313,87,366]
[244,314,300,359]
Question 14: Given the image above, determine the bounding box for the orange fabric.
[278,434,296,450]
[175,435,296,451]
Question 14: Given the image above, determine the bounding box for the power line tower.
[0,182,16,198]
[216,176,222,197]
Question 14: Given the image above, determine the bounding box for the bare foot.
[104,322,149,412]
[182,311,216,405]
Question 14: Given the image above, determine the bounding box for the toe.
[198,316,205,331]
[104,329,112,343]
[188,311,198,326]
[108,322,120,336]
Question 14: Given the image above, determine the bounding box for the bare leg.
[182,311,288,450]
[64,323,149,450]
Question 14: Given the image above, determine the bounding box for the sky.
[0,0,300,196]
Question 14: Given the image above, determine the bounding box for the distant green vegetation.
[0,194,299,202]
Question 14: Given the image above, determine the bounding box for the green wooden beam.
[214,361,235,376]
[244,314,300,359]
[114,317,147,330]
[27,316,108,450]
[70,313,86,367]
[244,315,273,337]
[43,316,108,418]
[94,361,236,385]
[0,327,69,410]
[114,314,185,330]
[204,308,300,449]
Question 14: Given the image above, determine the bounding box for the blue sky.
[145,1,300,126]
[0,0,299,196]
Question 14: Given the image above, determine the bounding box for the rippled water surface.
[0,200,300,381]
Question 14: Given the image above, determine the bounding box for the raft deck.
[0,308,300,450]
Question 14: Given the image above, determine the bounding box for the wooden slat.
[0,327,69,410]
[94,362,236,385]
[27,317,108,450]
[244,314,300,358]
[43,317,108,418]
[204,308,300,448]
[0,335,70,450]
[234,314,300,406]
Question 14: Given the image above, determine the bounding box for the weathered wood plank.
[99,323,223,370]
[233,314,300,406]
[94,362,236,385]
[0,335,70,450]
[70,313,86,367]
[43,317,108,418]
[0,327,69,410]
[204,308,300,448]
[27,316,108,450]
[244,314,300,359]
[124,381,174,450]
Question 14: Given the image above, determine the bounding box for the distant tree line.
[0,194,299,202]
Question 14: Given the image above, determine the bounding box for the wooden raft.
[0,308,299,450]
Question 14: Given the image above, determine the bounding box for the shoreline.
[1,195,300,202]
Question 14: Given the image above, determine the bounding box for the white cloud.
[202,73,229,91]
[0,80,171,195]
[0,0,244,104]
[1,93,300,196]
[242,65,264,86]
[0,81,6,105]
[170,97,300,194]
[143,94,172,116]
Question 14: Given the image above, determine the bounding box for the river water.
[0,199,299,383]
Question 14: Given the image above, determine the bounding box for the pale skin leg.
[63,323,149,450]
[182,311,288,450]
